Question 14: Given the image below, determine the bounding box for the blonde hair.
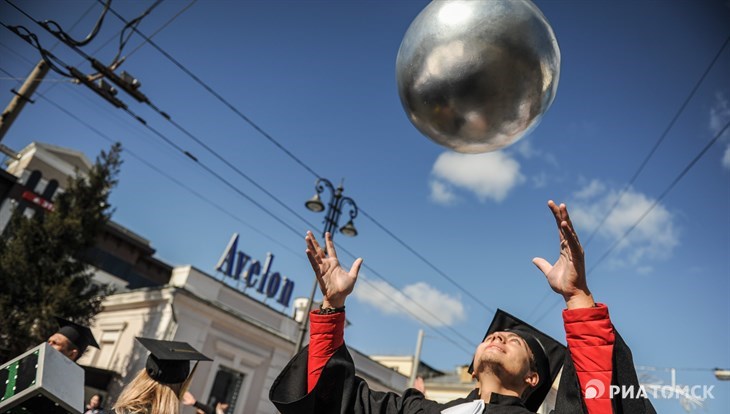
[113,369,182,414]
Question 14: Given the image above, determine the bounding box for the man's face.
[47,333,79,361]
[472,331,536,385]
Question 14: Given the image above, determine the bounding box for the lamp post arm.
[338,196,358,221]
[313,178,335,199]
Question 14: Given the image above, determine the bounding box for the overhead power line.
[40,0,111,47]
[360,209,497,314]
[101,1,321,179]
[36,0,195,99]
[121,0,197,62]
[46,0,98,52]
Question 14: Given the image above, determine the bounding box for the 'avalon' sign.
[215,233,295,308]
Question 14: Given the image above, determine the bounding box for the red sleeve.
[562,303,615,414]
[307,310,346,393]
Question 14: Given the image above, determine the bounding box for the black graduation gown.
[269,345,533,414]
[269,330,656,414]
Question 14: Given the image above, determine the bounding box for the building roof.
[6,141,93,180]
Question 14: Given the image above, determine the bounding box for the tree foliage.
[0,143,123,362]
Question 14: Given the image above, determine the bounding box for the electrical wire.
[15,73,305,262]
[37,0,194,96]
[39,0,111,47]
[108,0,165,69]
[101,2,321,179]
[0,23,71,78]
[46,1,99,52]
[120,0,197,64]
[360,209,496,314]
[0,76,69,83]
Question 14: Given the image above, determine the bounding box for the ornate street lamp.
[294,178,358,353]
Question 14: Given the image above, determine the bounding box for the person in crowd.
[48,317,99,362]
[113,338,211,414]
[84,393,105,414]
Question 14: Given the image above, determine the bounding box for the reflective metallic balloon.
[396,0,560,153]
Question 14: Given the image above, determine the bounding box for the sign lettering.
[216,233,294,307]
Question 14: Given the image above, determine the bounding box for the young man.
[269,201,655,413]
[47,317,99,362]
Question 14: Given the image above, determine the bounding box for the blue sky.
[1,1,729,412]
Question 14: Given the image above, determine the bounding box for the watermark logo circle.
[584,379,605,399]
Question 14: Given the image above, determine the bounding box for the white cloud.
[352,277,465,327]
[513,140,558,167]
[723,145,730,170]
[570,182,680,268]
[573,179,606,200]
[514,140,538,159]
[429,151,525,203]
[531,171,548,188]
[429,180,458,205]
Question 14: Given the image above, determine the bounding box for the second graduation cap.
[136,337,212,385]
[468,309,566,412]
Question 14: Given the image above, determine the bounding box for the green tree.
[0,143,123,362]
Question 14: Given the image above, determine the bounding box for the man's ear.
[69,348,79,361]
[524,371,539,388]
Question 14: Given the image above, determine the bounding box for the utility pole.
[408,329,425,388]
[0,60,49,145]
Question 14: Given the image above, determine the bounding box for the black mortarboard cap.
[55,317,99,352]
[468,309,566,412]
[136,337,211,385]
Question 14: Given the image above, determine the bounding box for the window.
[91,322,127,370]
[207,366,244,411]
[95,330,121,369]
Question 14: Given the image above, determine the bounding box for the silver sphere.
[396,0,560,153]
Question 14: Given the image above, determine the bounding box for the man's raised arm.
[532,201,613,414]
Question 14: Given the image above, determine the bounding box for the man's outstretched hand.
[305,231,363,309]
[532,200,595,309]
